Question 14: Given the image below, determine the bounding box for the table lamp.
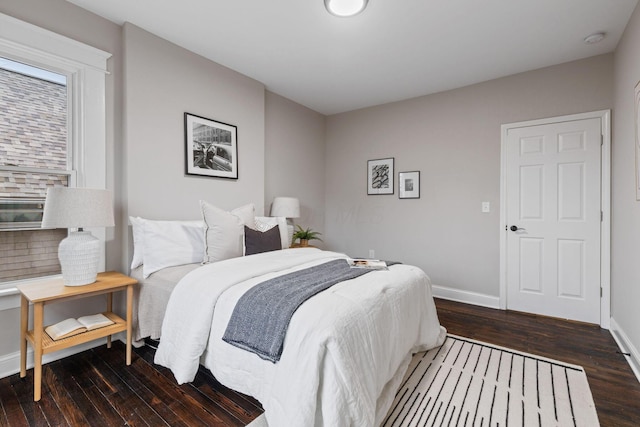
[41,187,115,286]
[270,197,300,245]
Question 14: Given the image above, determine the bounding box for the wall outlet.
[369,249,375,258]
[482,202,490,213]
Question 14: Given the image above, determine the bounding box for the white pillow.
[142,219,205,278]
[130,218,205,278]
[254,216,290,249]
[200,201,255,263]
[130,217,205,271]
[129,216,145,269]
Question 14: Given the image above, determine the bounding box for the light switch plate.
[482,202,490,213]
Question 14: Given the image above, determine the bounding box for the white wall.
[264,91,326,240]
[123,23,266,221]
[324,54,613,300]
[612,2,640,378]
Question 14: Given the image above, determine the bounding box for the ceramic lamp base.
[286,220,295,247]
[58,230,101,286]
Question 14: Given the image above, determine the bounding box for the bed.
[129,263,199,344]
[129,204,446,427]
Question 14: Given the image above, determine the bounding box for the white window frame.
[0,13,111,300]
[0,59,75,229]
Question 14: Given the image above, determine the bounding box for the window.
[0,59,72,281]
[0,58,73,227]
[0,12,111,288]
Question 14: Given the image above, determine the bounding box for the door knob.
[509,225,525,232]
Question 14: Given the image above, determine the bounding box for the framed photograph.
[399,171,420,199]
[367,158,394,195]
[635,81,640,200]
[185,112,238,179]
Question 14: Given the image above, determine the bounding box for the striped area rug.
[247,334,599,427]
[382,334,599,427]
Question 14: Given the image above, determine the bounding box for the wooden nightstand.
[17,271,137,401]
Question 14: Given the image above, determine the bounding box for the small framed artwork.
[185,112,238,179]
[399,171,420,199]
[635,80,640,200]
[367,158,394,195]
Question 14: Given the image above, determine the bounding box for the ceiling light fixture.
[325,0,369,17]
[583,32,606,44]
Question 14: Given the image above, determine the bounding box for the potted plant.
[292,225,322,247]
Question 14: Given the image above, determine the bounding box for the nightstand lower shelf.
[26,311,126,354]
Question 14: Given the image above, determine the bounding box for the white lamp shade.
[41,187,114,286]
[270,197,300,218]
[42,187,115,229]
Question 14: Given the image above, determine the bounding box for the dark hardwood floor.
[1,298,639,426]
[0,341,264,427]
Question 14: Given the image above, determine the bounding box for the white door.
[505,117,602,324]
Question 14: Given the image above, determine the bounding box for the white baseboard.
[0,333,126,380]
[609,317,640,385]
[431,284,500,309]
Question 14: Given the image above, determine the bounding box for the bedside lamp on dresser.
[270,196,300,246]
[41,187,115,286]
[22,187,136,402]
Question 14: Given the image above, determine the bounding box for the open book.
[45,313,114,341]
[348,258,388,270]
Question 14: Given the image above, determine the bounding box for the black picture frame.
[367,158,394,195]
[399,171,420,199]
[184,112,238,179]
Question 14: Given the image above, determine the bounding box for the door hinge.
[601,211,603,222]
[600,287,603,298]
[601,135,604,146]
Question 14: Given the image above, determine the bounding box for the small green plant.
[293,225,323,242]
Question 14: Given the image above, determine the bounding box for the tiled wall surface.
[0,229,65,282]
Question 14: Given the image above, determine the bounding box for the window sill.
[0,274,61,311]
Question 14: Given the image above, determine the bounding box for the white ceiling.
[67,0,638,115]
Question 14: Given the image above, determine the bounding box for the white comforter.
[155,248,446,427]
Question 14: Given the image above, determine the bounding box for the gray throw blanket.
[222,259,376,362]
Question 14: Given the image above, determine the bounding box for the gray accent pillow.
[200,201,255,263]
[244,225,282,255]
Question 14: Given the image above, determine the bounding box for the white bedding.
[155,248,446,427]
